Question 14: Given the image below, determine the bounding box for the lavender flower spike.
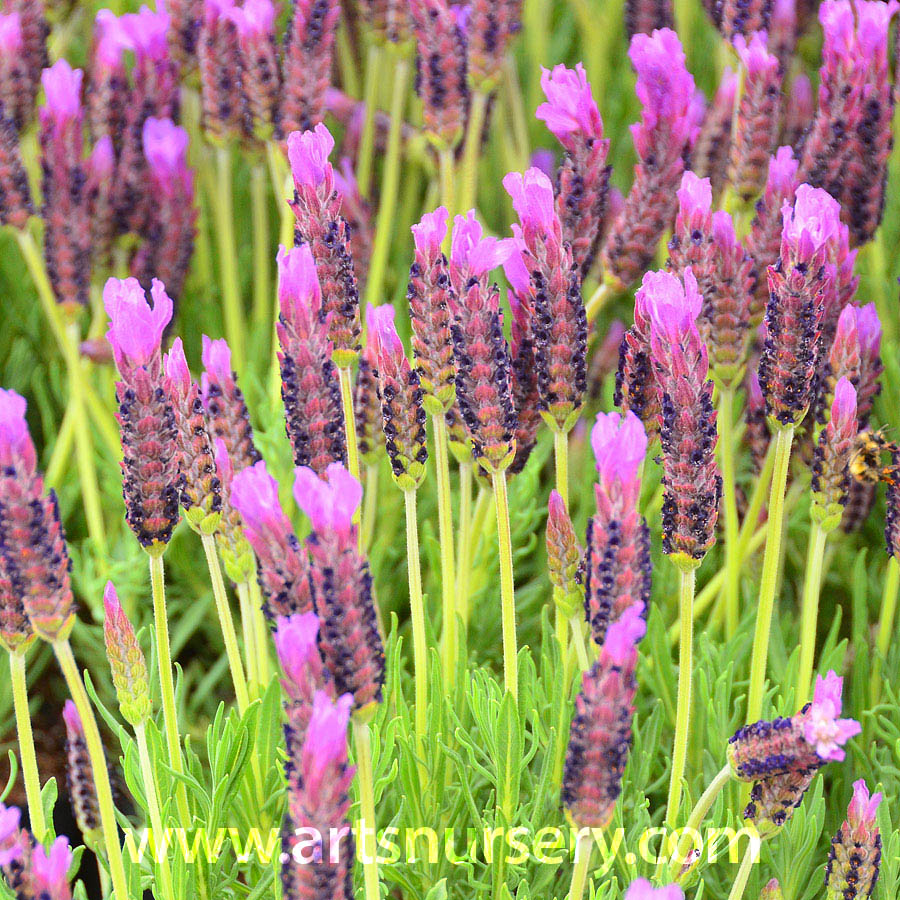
[825,780,883,900]
[228,0,280,140]
[811,377,858,531]
[63,700,100,846]
[103,581,152,727]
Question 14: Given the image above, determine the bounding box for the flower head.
[629,29,695,140]
[804,671,861,761]
[287,123,335,191]
[591,410,648,492]
[367,303,403,358]
[294,463,362,535]
[450,211,510,281]
[104,277,173,371]
[274,612,322,687]
[142,117,190,178]
[41,60,82,122]
[848,779,882,825]
[227,0,276,38]
[411,206,449,260]
[643,268,703,346]
[121,5,170,61]
[502,168,558,235]
[201,336,234,388]
[230,460,291,543]
[536,63,604,148]
[0,388,35,473]
[277,243,323,322]
[782,184,842,260]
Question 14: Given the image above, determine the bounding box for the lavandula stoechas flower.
[369,304,428,491]
[0,13,29,131]
[746,146,798,322]
[201,336,262,472]
[466,0,521,92]
[0,389,75,643]
[408,207,456,416]
[296,464,384,713]
[728,670,860,779]
[333,159,373,290]
[744,768,817,837]
[782,73,813,151]
[279,0,341,138]
[646,269,721,566]
[767,0,797,68]
[729,32,783,202]
[588,320,626,400]
[834,303,881,424]
[810,378,857,530]
[504,168,587,434]
[717,0,773,39]
[824,780,882,900]
[449,212,518,474]
[63,700,101,845]
[584,411,651,644]
[39,61,91,312]
[103,582,152,727]
[288,124,361,369]
[691,69,737,198]
[31,836,73,900]
[86,135,115,271]
[198,0,246,143]
[87,11,129,150]
[745,369,770,472]
[800,0,897,246]
[133,117,197,302]
[562,604,646,827]
[211,438,256,584]
[105,277,180,552]
[668,172,754,383]
[758,185,841,427]
[164,337,222,535]
[230,460,314,618]
[0,106,33,229]
[615,286,659,441]
[227,0,280,141]
[354,317,384,465]
[546,489,582,619]
[601,28,698,290]
[625,0,674,38]
[276,243,347,475]
[166,0,204,70]
[1,0,46,127]
[281,691,355,900]
[0,548,33,655]
[536,64,611,278]
[410,0,468,149]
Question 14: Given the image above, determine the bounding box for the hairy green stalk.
[403,489,428,761]
[362,463,380,552]
[439,148,455,252]
[584,281,616,322]
[338,366,362,489]
[9,652,46,842]
[214,146,246,374]
[459,91,489,215]
[726,844,756,900]
[236,580,257,696]
[250,163,270,331]
[567,832,594,900]
[503,56,531,171]
[719,386,741,637]
[249,579,271,688]
[870,555,899,709]
[456,461,474,628]
[746,425,794,726]
[492,470,518,701]
[796,521,828,706]
[54,640,130,900]
[353,718,381,900]
[356,44,382,199]
[433,415,458,688]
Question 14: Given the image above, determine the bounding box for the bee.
[849,428,900,487]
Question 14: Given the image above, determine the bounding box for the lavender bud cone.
[547,490,583,618]
[230,461,313,618]
[39,61,91,311]
[282,691,355,900]
[369,305,428,491]
[615,292,659,442]
[228,0,280,141]
[211,440,257,585]
[601,29,698,290]
[408,207,457,415]
[296,466,385,713]
[691,70,738,198]
[0,114,33,229]
[198,0,247,142]
[166,0,203,69]
[354,333,385,465]
[588,320,626,400]
[562,606,645,827]
[826,304,882,425]
[0,12,32,132]
[62,701,101,843]
[758,185,841,427]
[87,11,129,150]
[584,412,651,644]
[646,270,721,566]
[288,125,362,368]
[625,0,674,38]
[105,278,180,551]
[86,136,116,271]
[781,73,813,151]
[277,244,347,475]
[728,32,783,202]
[201,336,262,472]
[449,213,518,474]
[410,0,467,149]
[842,478,876,534]
[0,552,34,655]
[506,285,542,475]
[466,0,521,91]
[2,0,47,127]
[744,770,816,838]
[885,449,900,558]
[334,160,373,291]
[767,0,797,68]
[103,582,152,727]
[279,0,341,138]
[824,780,882,900]
[811,378,858,531]
[717,0,774,40]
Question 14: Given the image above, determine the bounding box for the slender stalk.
[456,462,473,628]
[432,415,458,688]
[250,163,270,330]
[438,148,455,253]
[665,565,697,827]
[364,55,410,309]
[338,366,362,487]
[201,534,250,713]
[554,429,570,507]
[737,439,777,553]
[719,386,741,638]
[362,462,380,551]
[236,581,257,695]
[567,832,594,900]
[352,719,381,900]
[726,845,756,900]
[871,556,900,707]
[503,56,531,171]
[796,521,828,706]
[134,722,176,900]
[458,91,489,215]
[248,579,270,688]
[148,552,191,824]
[403,490,428,756]
[584,281,616,322]
[746,425,794,726]
[492,470,518,701]
[570,617,591,671]
[667,763,732,877]
[215,146,246,373]
[44,404,76,488]
[53,640,129,900]
[9,652,46,842]
[334,25,360,97]
[356,44,382,199]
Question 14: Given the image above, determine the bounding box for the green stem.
[554,429,569,507]
[236,580,258,696]
[356,44,382,199]
[665,565,697,827]
[570,616,591,671]
[737,438,777,553]
[796,521,828,706]
[433,415,457,689]
[726,844,756,900]
[9,652,46,842]
[338,366,362,487]
[334,25,360,98]
[364,55,410,309]
[249,578,271,688]
[148,552,191,825]
[585,281,616,322]
[54,640,130,900]
[362,462,380,552]
[492,470,518,701]
[403,489,428,759]
[503,56,530,170]
[719,386,741,638]
[439,148,455,251]
[567,832,593,900]
[201,534,250,713]
[456,462,473,629]
[746,425,794,726]
[250,163,270,330]
[871,556,900,708]
[134,722,176,900]
[215,146,246,374]
[44,404,76,488]
[352,719,381,900]
[458,91,489,215]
